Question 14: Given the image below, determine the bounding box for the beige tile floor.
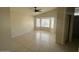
[12,30,77,52]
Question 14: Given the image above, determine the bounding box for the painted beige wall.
[56,8,66,44]
[0,8,12,51]
[10,8,34,37]
[56,7,75,44]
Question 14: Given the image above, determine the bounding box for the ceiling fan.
[34,7,42,12]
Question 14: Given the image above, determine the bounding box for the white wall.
[10,8,34,38]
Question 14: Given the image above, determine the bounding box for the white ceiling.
[10,7,56,16]
[29,7,56,15]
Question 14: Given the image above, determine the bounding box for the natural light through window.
[41,18,50,27]
[36,17,55,29]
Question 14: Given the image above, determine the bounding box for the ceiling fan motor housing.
[34,7,41,12]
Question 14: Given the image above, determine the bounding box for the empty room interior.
[0,7,79,52]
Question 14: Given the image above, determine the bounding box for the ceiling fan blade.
[34,7,42,12]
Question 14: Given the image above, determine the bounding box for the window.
[35,17,55,29]
[41,18,50,27]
